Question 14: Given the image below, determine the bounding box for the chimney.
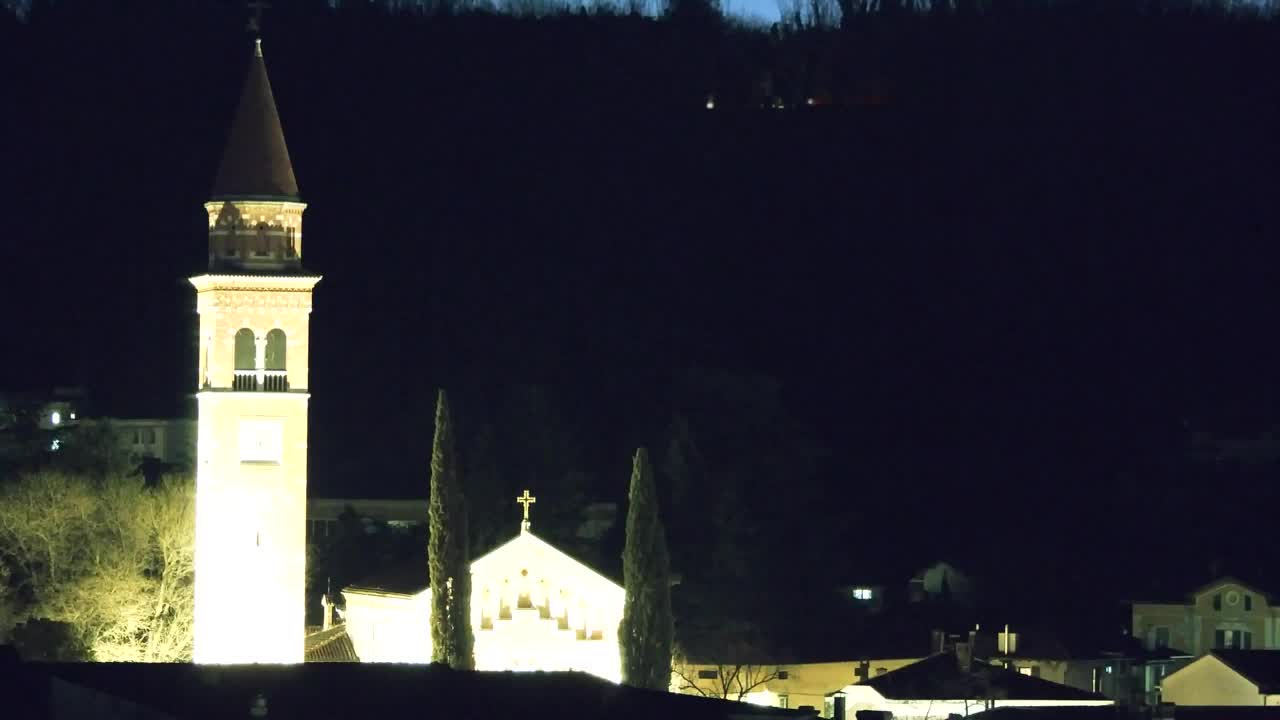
[321,593,334,631]
[833,692,846,720]
[956,642,973,674]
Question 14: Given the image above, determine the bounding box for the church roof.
[211,40,299,200]
[344,529,622,597]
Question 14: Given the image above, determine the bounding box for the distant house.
[909,561,978,606]
[672,657,924,712]
[830,651,1113,720]
[305,497,428,540]
[842,560,980,614]
[973,624,1192,706]
[1161,650,1280,706]
[1133,577,1280,657]
[110,417,195,468]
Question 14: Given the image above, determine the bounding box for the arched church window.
[234,329,256,370]
[265,329,287,371]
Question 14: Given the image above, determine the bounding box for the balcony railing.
[233,369,289,392]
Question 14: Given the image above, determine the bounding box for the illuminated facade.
[341,494,625,682]
[192,39,319,664]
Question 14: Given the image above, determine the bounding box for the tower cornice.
[189,274,322,294]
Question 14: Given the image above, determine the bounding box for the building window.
[1019,667,1033,676]
[254,224,270,256]
[778,695,790,709]
[265,329,287,371]
[234,328,256,371]
[1214,629,1253,649]
[143,428,156,445]
[1214,593,1222,611]
[1246,594,1253,611]
[1154,627,1170,649]
[852,587,874,601]
[777,671,789,680]
[698,669,718,679]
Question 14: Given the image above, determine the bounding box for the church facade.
[341,496,625,683]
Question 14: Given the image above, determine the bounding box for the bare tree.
[672,618,782,702]
[0,472,195,661]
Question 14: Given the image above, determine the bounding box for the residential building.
[1133,578,1280,657]
[1161,650,1280,706]
[829,650,1114,720]
[112,418,196,467]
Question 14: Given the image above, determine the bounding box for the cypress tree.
[619,447,674,690]
[428,389,474,669]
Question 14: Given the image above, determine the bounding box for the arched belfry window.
[265,330,286,371]
[234,329,256,370]
[233,328,257,391]
[255,223,270,257]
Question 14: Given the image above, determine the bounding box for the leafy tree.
[428,389,474,669]
[619,447,674,690]
[0,472,194,661]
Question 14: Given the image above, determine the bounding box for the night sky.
[2,2,1279,608]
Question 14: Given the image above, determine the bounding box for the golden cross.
[516,490,537,522]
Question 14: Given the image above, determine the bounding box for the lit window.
[1019,667,1033,676]
[69,412,76,420]
[50,439,60,451]
[50,411,61,425]
[852,587,874,600]
[778,695,789,709]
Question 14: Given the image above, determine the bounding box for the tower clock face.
[239,419,284,463]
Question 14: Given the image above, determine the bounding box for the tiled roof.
[860,653,1108,702]
[1212,650,1280,694]
[304,626,360,663]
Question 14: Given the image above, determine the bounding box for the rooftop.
[857,653,1109,702]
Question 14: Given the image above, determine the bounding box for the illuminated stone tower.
[191,39,319,664]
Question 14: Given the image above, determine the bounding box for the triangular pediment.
[472,530,623,598]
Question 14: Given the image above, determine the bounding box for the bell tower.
[191,38,319,664]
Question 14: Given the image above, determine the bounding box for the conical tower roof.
[211,40,299,200]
